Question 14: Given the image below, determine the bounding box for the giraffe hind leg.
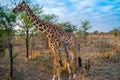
[77,43,82,68]
[72,48,78,80]
[64,43,73,80]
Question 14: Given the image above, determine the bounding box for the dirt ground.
[0,33,120,80]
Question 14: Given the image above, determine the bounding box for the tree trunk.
[26,29,29,58]
[8,42,13,79]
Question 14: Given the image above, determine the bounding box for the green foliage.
[32,4,43,17]
[109,28,120,33]
[0,4,16,57]
[0,6,16,30]
[60,21,77,33]
[79,20,91,37]
[20,13,31,26]
[16,1,59,39]
[16,3,42,41]
[93,30,99,34]
[0,29,7,55]
[109,28,120,37]
[41,14,58,23]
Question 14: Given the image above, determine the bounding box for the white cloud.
[36,0,120,32]
[43,7,66,17]
[43,0,57,4]
[73,0,99,10]
[0,0,119,32]
[57,2,65,6]
[101,5,113,12]
[0,0,10,5]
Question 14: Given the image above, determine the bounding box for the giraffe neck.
[24,4,55,37]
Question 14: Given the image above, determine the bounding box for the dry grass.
[78,33,120,80]
[28,50,41,59]
[0,33,120,80]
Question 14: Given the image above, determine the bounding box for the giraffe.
[12,1,81,80]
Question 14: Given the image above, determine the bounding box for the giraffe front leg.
[52,56,61,80]
[52,55,57,80]
[52,75,56,80]
[51,47,62,80]
[55,49,61,80]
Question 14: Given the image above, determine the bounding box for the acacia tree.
[12,0,43,59]
[0,6,8,55]
[109,28,120,37]
[93,30,99,34]
[79,20,91,45]
[41,14,58,23]
[0,5,16,79]
[60,21,77,33]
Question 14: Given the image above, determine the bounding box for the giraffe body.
[13,1,81,80]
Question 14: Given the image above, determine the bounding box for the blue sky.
[0,0,120,32]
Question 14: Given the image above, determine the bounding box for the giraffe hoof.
[58,78,62,80]
[52,75,56,80]
[73,74,76,80]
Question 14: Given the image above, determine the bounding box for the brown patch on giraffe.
[39,27,44,31]
[49,29,54,34]
[38,23,42,27]
[31,14,35,18]
[32,22,36,25]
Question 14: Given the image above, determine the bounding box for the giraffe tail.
[78,57,82,67]
[78,43,82,68]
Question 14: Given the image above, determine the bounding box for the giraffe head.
[13,1,26,13]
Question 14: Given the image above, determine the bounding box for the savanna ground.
[0,33,120,80]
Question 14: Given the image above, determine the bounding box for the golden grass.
[28,50,40,59]
[1,33,120,80]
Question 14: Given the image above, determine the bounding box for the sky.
[0,0,120,32]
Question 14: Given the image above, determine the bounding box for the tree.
[93,30,99,34]
[79,20,91,45]
[109,28,120,37]
[80,20,91,35]
[0,4,16,79]
[60,21,77,33]
[0,6,7,55]
[13,0,44,59]
[0,29,8,57]
[18,12,33,58]
[41,14,58,23]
